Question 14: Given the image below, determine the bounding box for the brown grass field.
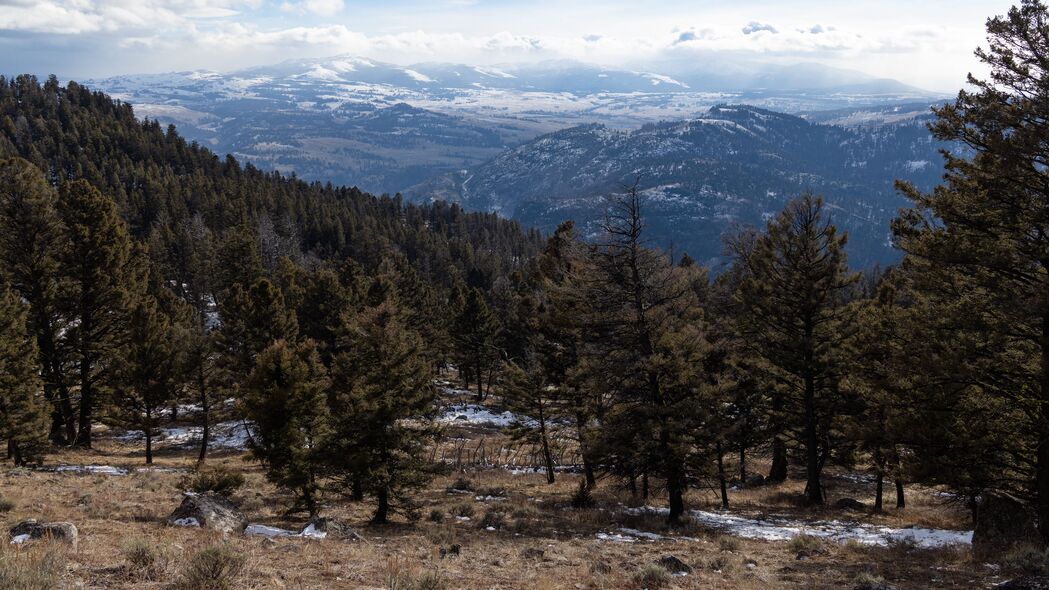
[0,397,1005,590]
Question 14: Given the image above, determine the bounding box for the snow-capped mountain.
[87,56,943,195]
[403,105,952,268]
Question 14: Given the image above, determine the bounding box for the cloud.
[0,0,254,35]
[742,21,778,35]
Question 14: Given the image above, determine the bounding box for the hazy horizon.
[0,0,1018,94]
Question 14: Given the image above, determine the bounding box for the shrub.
[122,538,160,579]
[428,509,445,523]
[180,466,245,497]
[177,545,245,590]
[629,563,670,590]
[788,534,824,555]
[853,572,886,586]
[478,509,506,530]
[446,477,474,493]
[0,548,65,590]
[448,502,475,519]
[386,559,447,590]
[1002,544,1049,575]
[717,535,741,552]
[706,554,735,572]
[0,497,14,513]
[570,480,594,509]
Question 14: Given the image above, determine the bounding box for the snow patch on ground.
[245,524,298,537]
[10,534,30,545]
[624,506,972,548]
[114,420,253,450]
[172,517,201,527]
[54,464,129,476]
[437,404,519,427]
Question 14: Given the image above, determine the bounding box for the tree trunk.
[1038,312,1049,545]
[642,471,649,500]
[717,441,729,508]
[539,417,555,484]
[351,476,364,502]
[373,487,390,524]
[739,444,747,486]
[576,413,596,488]
[145,431,153,465]
[474,353,484,402]
[667,469,685,524]
[76,358,92,448]
[8,440,21,465]
[874,472,884,513]
[59,384,76,446]
[803,372,823,505]
[895,478,906,509]
[769,392,788,482]
[197,384,210,464]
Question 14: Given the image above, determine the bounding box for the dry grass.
[0,422,997,590]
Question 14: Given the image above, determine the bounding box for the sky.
[0,0,1019,93]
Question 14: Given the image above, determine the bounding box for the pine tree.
[215,277,298,395]
[0,284,48,464]
[109,295,179,464]
[328,295,437,524]
[451,288,500,401]
[240,339,329,516]
[892,0,1049,542]
[57,179,137,448]
[0,157,73,444]
[502,355,560,483]
[731,194,857,505]
[580,185,715,523]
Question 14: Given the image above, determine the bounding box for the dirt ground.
[0,407,1004,590]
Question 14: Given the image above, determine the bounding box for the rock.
[997,576,1049,590]
[520,547,545,560]
[439,544,461,559]
[835,498,867,511]
[744,558,758,570]
[166,492,246,534]
[9,520,78,547]
[973,493,1041,559]
[745,474,766,487]
[300,517,361,541]
[655,555,692,574]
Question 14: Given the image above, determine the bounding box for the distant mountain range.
[88,55,944,194]
[86,56,953,267]
[405,105,954,268]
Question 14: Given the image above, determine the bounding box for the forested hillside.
[0,74,544,291]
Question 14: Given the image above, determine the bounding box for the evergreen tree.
[580,185,714,522]
[892,0,1049,542]
[329,295,437,524]
[241,339,329,516]
[731,194,857,505]
[0,157,73,443]
[109,295,179,464]
[215,277,298,395]
[0,284,48,465]
[57,179,137,448]
[502,355,560,483]
[451,288,500,401]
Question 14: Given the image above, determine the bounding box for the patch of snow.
[300,523,327,539]
[245,524,298,537]
[624,506,971,548]
[54,464,128,476]
[403,69,435,83]
[173,517,201,527]
[437,404,519,427]
[474,66,516,79]
[10,534,30,544]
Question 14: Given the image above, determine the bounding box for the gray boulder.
[835,498,867,511]
[300,516,361,541]
[972,493,1040,559]
[656,555,692,574]
[167,492,247,534]
[9,519,78,548]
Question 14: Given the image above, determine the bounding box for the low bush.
[629,563,670,590]
[180,466,245,497]
[177,545,245,590]
[0,547,66,590]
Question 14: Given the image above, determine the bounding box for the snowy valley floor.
[0,391,1006,589]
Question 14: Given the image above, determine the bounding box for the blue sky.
[0,0,1018,92]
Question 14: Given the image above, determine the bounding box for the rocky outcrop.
[9,520,78,548]
[167,492,247,534]
[299,516,361,541]
[655,555,692,574]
